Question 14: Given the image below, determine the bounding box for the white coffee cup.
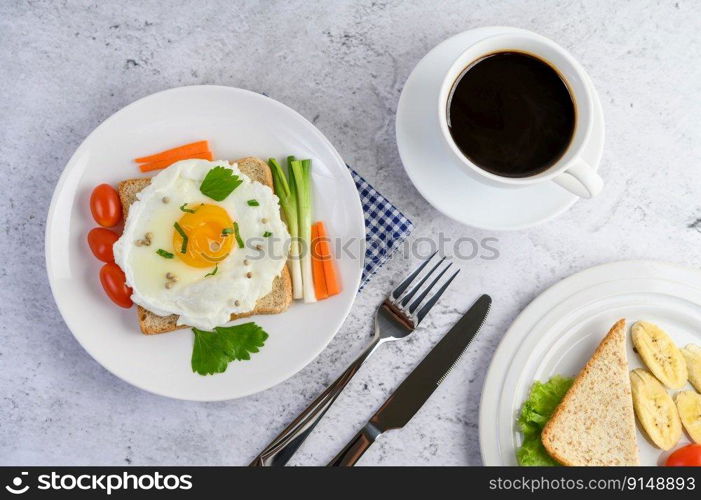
[437,32,603,198]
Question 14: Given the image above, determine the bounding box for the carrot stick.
[311,223,328,300]
[138,151,213,172]
[134,141,210,164]
[314,221,341,296]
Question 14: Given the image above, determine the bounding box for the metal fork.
[249,252,460,466]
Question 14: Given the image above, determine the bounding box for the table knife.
[328,294,491,466]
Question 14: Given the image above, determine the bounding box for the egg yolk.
[173,204,235,268]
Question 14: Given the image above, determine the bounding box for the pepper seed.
[246,272,253,279]
[162,196,170,204]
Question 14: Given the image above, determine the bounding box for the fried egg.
[113,159,290,330]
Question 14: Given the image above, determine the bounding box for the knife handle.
[328,426,378,467]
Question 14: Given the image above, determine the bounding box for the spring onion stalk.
[290,158,316,303]
[286,156,305,300]
[268,157,303,299]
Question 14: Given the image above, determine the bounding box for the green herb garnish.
[205,265,218,278]
[263,231,272,237]
[173,222,188,253]
[517,375,574,466]
[200,166,243,201]
[221,227,234,236]
[247,199,260,206]
[156,249,174,259]
[179,203,196,214]
[233,222,244,248]
[191,323,268,375]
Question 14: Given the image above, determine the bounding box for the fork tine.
[408,262,452,313]
[400,256,446,307]
[391,251,438,299]
[415,269,461,325]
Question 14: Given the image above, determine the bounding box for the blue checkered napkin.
[347,166,414,289]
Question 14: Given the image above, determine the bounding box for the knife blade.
[328,294,491,466]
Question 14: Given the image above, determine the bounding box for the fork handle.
[249,338,381,466]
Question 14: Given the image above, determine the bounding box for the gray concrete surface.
[1,0,700,465]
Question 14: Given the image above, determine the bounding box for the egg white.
[113,159,290,330]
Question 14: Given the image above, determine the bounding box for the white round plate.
[46,86,365,401]
[480,260,701,465]
[396,27,605,231]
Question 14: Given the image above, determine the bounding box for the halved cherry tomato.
[665,444,701,466]
[99,262,133,308]
[87,227,119,262]
[90,184,122,227]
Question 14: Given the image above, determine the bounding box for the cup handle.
[552,158,603,198]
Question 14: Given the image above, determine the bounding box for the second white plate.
[480,260,701,465]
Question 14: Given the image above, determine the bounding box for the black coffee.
[447,51,575,178]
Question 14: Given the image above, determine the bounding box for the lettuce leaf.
[516,375,573,466]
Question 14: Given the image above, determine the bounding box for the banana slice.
[681,344,701,392]
[675,390,701,443]
[631,321,688,389]
[630,369,682,450]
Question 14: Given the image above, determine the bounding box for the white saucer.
[396,27,605,231]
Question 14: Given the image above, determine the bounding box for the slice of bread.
[541,319,639,465]
[118,156,292,335]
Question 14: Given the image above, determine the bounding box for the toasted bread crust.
[540,319,639,466]
[136,270,292,334]
[120,157,292,334]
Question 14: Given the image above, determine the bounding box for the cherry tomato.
[665,444,701,466]
[99,262,133,308]
[87,227,119,262]
[90,184,122,227]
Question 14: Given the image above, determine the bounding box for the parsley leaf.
[200,166,243,201]
[263,231,272,237]
[221,227,233,236]
[233,222,244,248]
[247,199,260,206]
[191,323,269,375]
[156,249,174,259]
[180,203,196,214]
[204,265,218,278]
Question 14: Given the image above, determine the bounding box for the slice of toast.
[118,156,292,335]
[540,319,639,465]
